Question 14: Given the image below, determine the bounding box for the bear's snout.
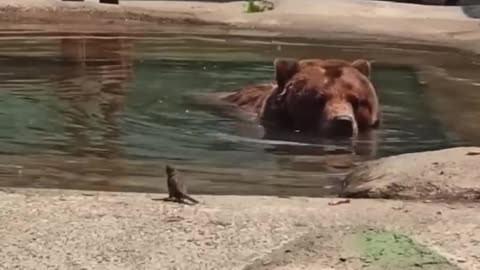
[326,115,357,138]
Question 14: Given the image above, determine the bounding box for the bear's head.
[271,58,380,137]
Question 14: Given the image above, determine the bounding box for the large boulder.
[341,147,480,201]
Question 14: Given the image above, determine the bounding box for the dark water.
[0,31,477,197]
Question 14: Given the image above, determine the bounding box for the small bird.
[164,164,199,205]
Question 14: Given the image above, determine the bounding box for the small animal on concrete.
[217,58,381,138]
[164,164,199,205]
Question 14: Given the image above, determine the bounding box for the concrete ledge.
[1,187,479,269]
[1,0,480,54]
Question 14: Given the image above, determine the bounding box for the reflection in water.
[263,131,378,173]
[54,38,133,186]
[56,38,133,158]
[0,33,475,197]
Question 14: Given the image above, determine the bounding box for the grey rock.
[341,147,480,201]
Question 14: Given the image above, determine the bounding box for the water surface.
[0,30,477,196]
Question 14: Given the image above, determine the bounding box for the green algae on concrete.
[243,0,274,13]
[353,228,458,270]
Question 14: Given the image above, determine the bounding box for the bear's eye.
[278,83,294,100]
[349,97,360,110]
[359,100,370,108]
[281,83,295,94]
[350,97,370,111]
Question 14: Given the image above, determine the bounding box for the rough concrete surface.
[1,0,480,54]
[0,188,479,270]
[342,147,480,201]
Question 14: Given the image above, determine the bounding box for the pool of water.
[0,29,477,197]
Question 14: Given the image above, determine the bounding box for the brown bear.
[220,58,380,138]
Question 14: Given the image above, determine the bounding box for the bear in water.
[220,58,380,138]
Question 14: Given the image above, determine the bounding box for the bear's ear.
[352,59,371,78]
[274,58,299,89]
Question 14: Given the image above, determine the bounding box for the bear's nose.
[329,116,354,137]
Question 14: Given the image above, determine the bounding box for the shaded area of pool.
[0,31,476,196]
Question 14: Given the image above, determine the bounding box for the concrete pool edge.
[1,0,480,54]
[0,186,478,269]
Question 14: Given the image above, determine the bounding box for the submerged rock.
[341,147,480,201]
